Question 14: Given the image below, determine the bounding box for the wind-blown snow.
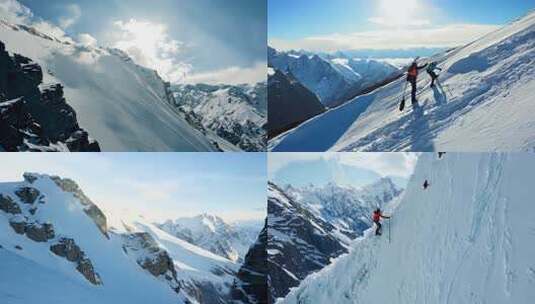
[270,11,535,152]
[0,21,216,151]
[279,153,535,304]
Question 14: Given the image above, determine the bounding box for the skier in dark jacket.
[423,180,430,189]
[372,208,390,236]
[426,61,442,87]
[407,58,428,104]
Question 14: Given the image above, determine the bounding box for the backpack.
[426,62,436,73]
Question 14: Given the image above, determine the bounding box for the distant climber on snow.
[407,58,428,105]
[426,61,442,88]
[372,208,390,236]
[423,180,430,189]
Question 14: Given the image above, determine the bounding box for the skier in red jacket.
[407,58,428,105]
[372,208,390,236]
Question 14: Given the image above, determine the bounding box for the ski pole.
[389,217,391,244]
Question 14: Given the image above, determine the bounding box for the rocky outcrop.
[14,187,40,204]
[50,237,102,285]
[0,194,21,214]
[267,69,325,138]
[232,220,268,304]
[8,215,55,242]
[0,40,100,151]
[50,176,108,238]
[121,232,179,292]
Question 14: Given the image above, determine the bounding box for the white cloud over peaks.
[78,33,97,47]
[184,61,267,85]
[112,19,191,83]
[0,0,74,43]
[269,23,500,52]
[268,152,419,179]
[58,3,81,29]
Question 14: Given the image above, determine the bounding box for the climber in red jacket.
[372,208,390,236]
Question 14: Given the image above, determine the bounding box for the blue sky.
[1,0,266,84]
[0,153,267,224]
[269,0,534,52]
[269,153,418,189]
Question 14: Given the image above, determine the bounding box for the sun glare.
[376,0,422,27]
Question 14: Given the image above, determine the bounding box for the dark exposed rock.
[9,217,26,234]
[50,238,83,262]
[76,257,102,285]
[25,222,55,242]
[15,245,22,250]
[141,251,176,277]
[267,182,348,300]
[50,176,108,238]
[122,232,179,293]
[15,187,40,204]
[232,220,268,304]
[50,237,102,285]
[0,39,100,151]
[0,194,21,214]
[267,68,325,139]
[23,172,38,184]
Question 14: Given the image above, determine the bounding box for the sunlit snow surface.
[270,12,535,152]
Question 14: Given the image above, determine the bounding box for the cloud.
[0,0,74,43]
[269,152,419,179]
[269,23,500,52]
[58,3,81,29]
[184,61,267,85]
[112,19,191,83]
[78,33,97,46]
[0,0,32,23]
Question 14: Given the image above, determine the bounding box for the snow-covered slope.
[284,177,402,235]
[268,47,399,107]
[0,20,217,151]
[171,83,267,151]
[270,11,535,152]
[158,214,261,263]
[280,153,535,304]
[0,173,250,304]
[0,173,185,303]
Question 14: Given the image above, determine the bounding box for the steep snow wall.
[280,153,535,304]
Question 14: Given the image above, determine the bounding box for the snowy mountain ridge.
[0,173,262,304]
[157,213,262,263]
[270,11,535,152]
[268,46,400,107]
[171,82,267,151]
[283,177,403,235]
[0,19,225,151]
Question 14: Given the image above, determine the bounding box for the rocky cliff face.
[267,182,349,300]
[267,68,325,138]
[121,231,180,292]
[0,40,100,151]
[232,220,268,304]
